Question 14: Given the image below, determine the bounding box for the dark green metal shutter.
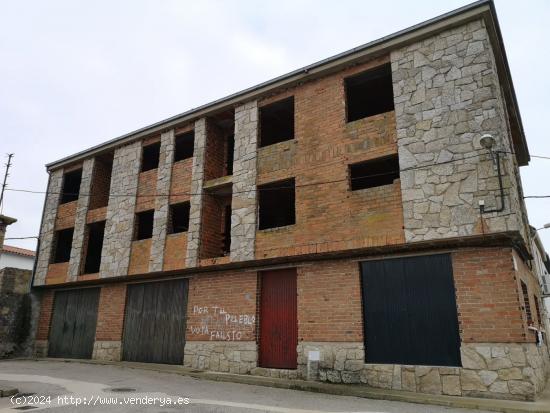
[122,279,188,364]
[361,254,461,366]
[48,288,100,359]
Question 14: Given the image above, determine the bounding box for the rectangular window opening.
[222,204,232,254]
[259,97,294,147]
[60,168,82,204]
[349,155,399,191]
[258,178,295,230]
[174,131,194,162]
[226,134,235,176]
[141,142,160,172]
[345,63,394,122]
[168,202,190,234]
[83,221,105,274]
[134,210,154,240]
[521,281,533,325]
[51,228,74,263]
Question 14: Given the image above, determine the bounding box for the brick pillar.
[149,130,175,272]
[34,169,64,285]
[230,101,258,262]
[100,142,141,278]
[68,158,95,280]
[186,118,207,267]
[92,284,127,361]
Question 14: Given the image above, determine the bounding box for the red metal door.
[260,269,297,369]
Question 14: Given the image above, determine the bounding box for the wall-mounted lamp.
[478,133,505,214]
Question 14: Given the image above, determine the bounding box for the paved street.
[0,360,490,413]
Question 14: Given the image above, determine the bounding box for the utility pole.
[0,153,14,213]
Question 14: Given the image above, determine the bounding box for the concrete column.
[68,158,94,280]
[185,118,207,267]
[149,130,175,272]
[0,215,16,252]
[100,142,141,278]
[230,101,258,262]
[34,169,63,285]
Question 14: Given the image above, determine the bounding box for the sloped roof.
[2,245,36,257]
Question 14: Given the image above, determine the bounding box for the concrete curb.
[7,358,550,413]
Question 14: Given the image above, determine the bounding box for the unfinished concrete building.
[32,0,549,401]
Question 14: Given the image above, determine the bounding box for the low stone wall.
[184,341,257,374]
[0,268,33,358]
[297,342,550,401]
[92,341,122,362]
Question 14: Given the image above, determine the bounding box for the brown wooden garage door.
[122,279,188,364]
[48,288,100,359]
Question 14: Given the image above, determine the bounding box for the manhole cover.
[106,388,136,393]
[13,407,38,411]
[14,393,35,398]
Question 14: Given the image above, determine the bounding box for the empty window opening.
[135,210,154,240]
[174,131,194,162]
[168,202,190,234]
[345,63,394,122]
[60,168,82,204]
[83,221,105,274]
[521,281,533,325]
[226,135,235,175]
[223,204,232,254]
[258,179,295,230]
[89,152,114,209]
[260,97,294,147]
[349,155,399,191]
[141,142,160,172]
[51,228,74,263]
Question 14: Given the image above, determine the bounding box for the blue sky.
[0,0,549,251]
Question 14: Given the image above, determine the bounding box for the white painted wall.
[0,251,35,270]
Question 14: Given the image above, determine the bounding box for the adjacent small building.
[0,245,35,271]
[31,0,549,401]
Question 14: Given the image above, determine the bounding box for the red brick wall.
[89,156,113,210]
[36,290,54,340]
[203,120,227,181]
[186,271,257,341]
[452,248,529,343]
[135,169,157,213]
[128,239,151,275]
[45,262,69,285]
[199,194,231,259]
[163,232,188,271]
[297,261,363,342]
[55,201,77,230]
[95,284,127,341]
[86,207,107,224]
[170,157,192,205]
[255,55,404,260]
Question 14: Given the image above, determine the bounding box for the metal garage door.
[48,288,100,359]
[122,279,188,364]
[361,254,461,366]
[259,269,297,369]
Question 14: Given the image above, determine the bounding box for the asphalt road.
[0,360,490,413]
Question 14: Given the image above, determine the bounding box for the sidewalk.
[20,358,550,413]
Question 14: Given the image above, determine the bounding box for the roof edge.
[46,0,527,170]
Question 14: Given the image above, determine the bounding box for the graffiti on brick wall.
[190,305,255,341]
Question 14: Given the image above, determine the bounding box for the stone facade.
[92,340,122,362]
[186,119,207,267]
[68,158,94,280]
[34,169,63,285]
[100,142,141,278]
[230,101,258,262]
[184,341,257,374]
[149,130,175,272]
[392,20,524,243]
[296,342,550,401]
